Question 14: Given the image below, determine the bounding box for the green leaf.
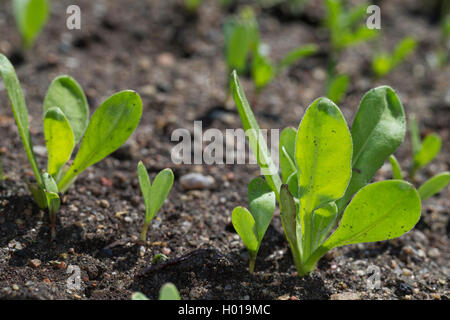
[0,53,42,187]
[337,86,406,211]
[230,71,282,200]
[279,127,297,183]
[232,206,258,252]
[418,172,450,200]
[137,161,152,215]
[279,185,302,269]
[224,7,259,73]
[413,133,441,172]
[131,292,149,300]
[44,107,75,178]
[295,97,352,212]
[323,180,421,249]
[248,177,276,242]
[58,91,143,192]
[252,49,274,91]
[44,75,89,143]
[143,165,174,223]
[326,74,349,104]
[278,44,318,71]
[408,114,421,155]
[312,202,338,250]
[13,0,49,48]
[389,155,403,180]
[372,53,392,77]
[391,37,417,67]
[159,283,181,300]
[295,97,352,258]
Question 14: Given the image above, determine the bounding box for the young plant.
[184,0,203,13]
[13,0,50,49]
[132,283,181,300]
[137,161,174,241]
[224,6,259,76]
[389,115,450,201]
[231,71,421,276]
[252,43,318,92]
[323,0,378,103]
[231,177,276,273]
[372,37,417,78]
[0,53,143,238]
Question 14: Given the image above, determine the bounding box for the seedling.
[232,177,276,273]
[13,0,49,49]
[252,43,318,92]
[372,37,417,78]
[389,115,449,201]
[132,283,181,300]
[231,71,421,276]
[184,0,203,13]
[137,161,174,241]
[225,6,317,99]
[0,53,143,238]
[224,7,259,76]
[323,0,378,103]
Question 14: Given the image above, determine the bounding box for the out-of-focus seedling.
[0,53,143,238]
[232,177,276,273]
[184,0,203,13]
[132,283,181,300]
[252,43,318,92]
[137,161,174,242]
[13,0,49,49]
[224,7,259,76]
[389,115,449,200]
[231,71,421,275]
[323,0,378,103]
[372,37,417,78]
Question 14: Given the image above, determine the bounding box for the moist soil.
[0,0,448,300]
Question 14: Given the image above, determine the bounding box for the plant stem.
[249,252,256,274]
[141,221,150,242]
[50,212,56,240]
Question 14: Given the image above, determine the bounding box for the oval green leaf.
[58,90,142,191]
[295,97,352,212]
[413,133,441,171]
[159,283,181,300]
[44,107,75,178]
[248,177,276,242]
[337,86,406,211]
[418,172,450,201]
[13,0,49,48]
[232,206,258,252]
[147,168,174,222]
[323,180,421,249]
[44,75,89,143]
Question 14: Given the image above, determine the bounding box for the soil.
[0,0,448,300]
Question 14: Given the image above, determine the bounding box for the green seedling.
[388,115,449,201]
[13,0,49,49]
[224,7,259,76]
[132,283,181,300]
[184,0,203,12]
[231,71,421,276]
[372,37,417,78]
[231,177,276,273]
[0,53,143,238]
[137,161,174,241]
[323,0,378,103]
[252,43,318,92]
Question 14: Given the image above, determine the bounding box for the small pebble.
[29,259,41,268]
[180,173,215,190]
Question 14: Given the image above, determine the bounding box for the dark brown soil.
[0,0,448,300]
